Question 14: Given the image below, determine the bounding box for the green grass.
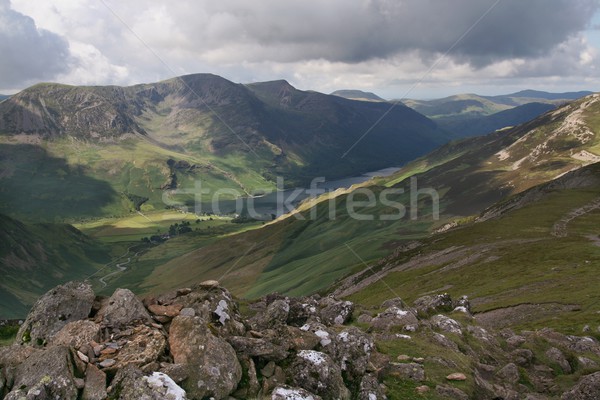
[0,325,18,346]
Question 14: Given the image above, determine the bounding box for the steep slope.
[0,214,110,318]
[116,94,599,301]
[330,89,385,102]
[0,74,449,221]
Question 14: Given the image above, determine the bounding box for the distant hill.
[330,89,385,102]
[403,90,592,119]
[438,102,557,137]
[0,74,450,221]
[0,94,9,101]
[0,214,110,317]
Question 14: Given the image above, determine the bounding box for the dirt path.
[551,197,600,237]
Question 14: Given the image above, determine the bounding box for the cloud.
[0,0,71,90]
[5,0,600,96]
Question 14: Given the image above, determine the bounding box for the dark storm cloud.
[0,0,71,88]
[183,0,598,67]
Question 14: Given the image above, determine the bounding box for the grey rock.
[82,363,107,400]
[272,385,323,400]
[289,350,350,400]
[108,365,187,400]
[497,363,520,385]
[546,347,572,374]
[98,288,152,328]
[7,346,78,400]
[326,327,374,386]
[319,297,354,326]
[413,293,453,316]
[357,374,386,400]
[250,299,290,330]
[430,314,463,335]
[169,315,241,399]
[371,307,419,331]
[17,281,95,346]
[387,362,426,381]
[562,371,600,400]
[51,320,101,349]
[227,335,289,361]
[436,384,469,400]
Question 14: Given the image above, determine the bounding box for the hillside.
[104,94,600,308]
[0,74,450,221]
[330,89,386,102]
[0,214,111,318]
[438,102,557,137]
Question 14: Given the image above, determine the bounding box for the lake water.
[197,166,401,219]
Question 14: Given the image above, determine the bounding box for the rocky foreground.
[1,281,599,399]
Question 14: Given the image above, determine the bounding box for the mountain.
[504,89,593,101]
[0,74,450,221]
[438,102,557,137]
[0,214,111,317]
[110,94,600,306]
[330,89,385,102]
[0,94,9,101]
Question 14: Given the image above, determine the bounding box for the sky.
[1,0,600,99]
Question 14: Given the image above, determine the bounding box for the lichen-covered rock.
[227,335,289,361]
[562,371,600,400]
[272,385,323,400]
[177,283,245,336]
[454,295,471,313]
[108,365,187,400]
[371,307,419,332]
[17,281,95,346]
[111,325,167,369]
[250,298,290,330]
[413,293,453,316]
[5,346,78,400]
[436,384,469,400]
[51,320,101,349]
[430,315,463,335]
[496,363,520,385]
[358,374,387,400]
[318,297,354,326]
[169,315,241,399]
[287,297,320,326]
[327,327,374,386]
[289,350,350,400]
[98,288,152,328]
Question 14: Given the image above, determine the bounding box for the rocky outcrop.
[2,283,600,400]
[16,281,95,346]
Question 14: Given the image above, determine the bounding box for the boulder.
[430,314,463,335]
[357,374,386,400]
[110,325,167,369]
[446,372,467,381]
[98,288,152,328]
[147,303,183,318]
[5,346,78,399]
[387,362,426,382]
[546,347,572,374]
[249,299,290,330]
[169,315,241,399]
[319,297,354,326]
[289,350,350,400]
[177,283,245,336]
[227,335,289,361]
[371,307,419,331]
[82,364,107,400]
[436,384,469,400]
[562,372,600,400]
[108,365,186,400]
[496,363,520,385]
[287,297,319,326]
[51,320,101,349]
[454,295,471,313]
[272,385,323,400]
[413,293,453,316]
[17,281,95,346]
[327,327,374,385]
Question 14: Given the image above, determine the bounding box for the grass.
[0,324,18,346]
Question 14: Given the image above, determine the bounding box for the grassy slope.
[0,214,111,318]
[123,95,600,304]
[346,178,600,334]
